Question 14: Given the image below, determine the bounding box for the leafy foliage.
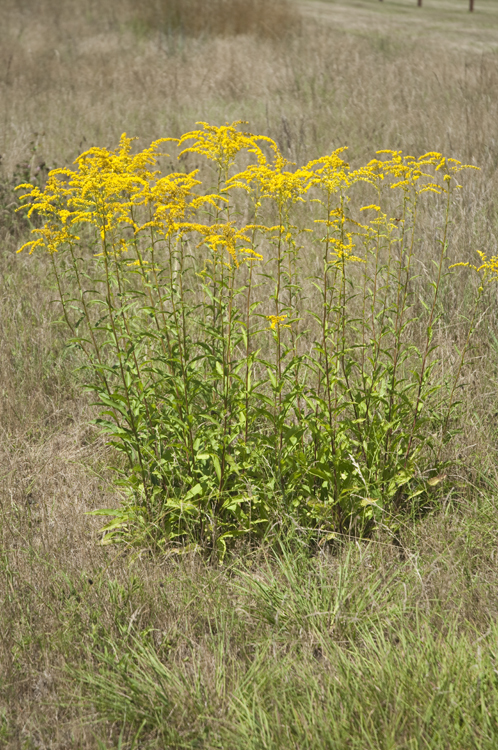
[17,123,484,551]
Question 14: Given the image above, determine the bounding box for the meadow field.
[2,0,498,746]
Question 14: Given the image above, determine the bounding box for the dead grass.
[2,0,498,745]
[128,0,300,38]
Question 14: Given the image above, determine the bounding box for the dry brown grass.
[130,0,300,38]
[2,0,498,745]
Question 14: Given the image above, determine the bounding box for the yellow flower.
[371,150,478,195]
[178,121,257,174]
[230,138,312,208]
[266,314,290,330]
[313,205,366,264]
[17,222,79,255]
[451,251,498,284]
[197,222,263,268]
[307,150,378,196]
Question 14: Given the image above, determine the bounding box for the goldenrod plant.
[17,122,483,553]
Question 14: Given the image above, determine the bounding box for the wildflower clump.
[17,122,481,554]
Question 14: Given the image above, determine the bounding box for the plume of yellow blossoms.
[451,251,498,285]
[17,133,172,253]
[178,121,258,176]
[16,121,479,271]
[266,314,290,330]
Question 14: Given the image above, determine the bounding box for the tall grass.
[1,0,298,41]
[80,539,498,749]
[2,0,498,745]
[3,505,498,748]
[127,0,300,38]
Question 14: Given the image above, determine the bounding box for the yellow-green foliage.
[17,122,487,553]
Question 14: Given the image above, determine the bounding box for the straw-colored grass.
[2,0,498,745]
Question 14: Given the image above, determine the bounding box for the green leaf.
[184,483,203,501]
[211,454,222,483]
[427,473,447,487]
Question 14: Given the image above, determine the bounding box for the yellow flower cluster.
[451,251,498,285]
[266,314,290,330]
[198,222,263,269]
[17,133,170,252]
[178,121,257,175]
[371,150,478,194]
[16,121,479,273]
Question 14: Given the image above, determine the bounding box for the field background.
[2,0,498,747]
